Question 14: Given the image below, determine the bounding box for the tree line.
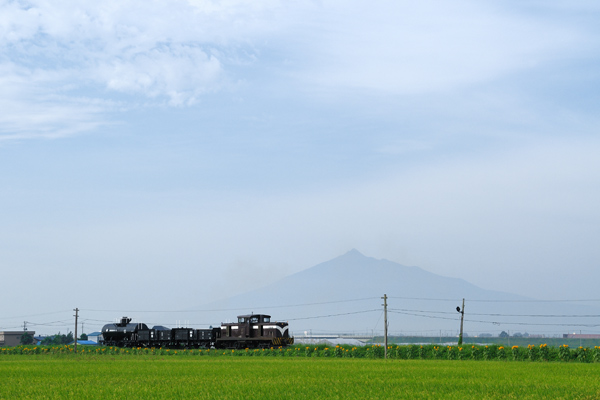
[20,332,88,345]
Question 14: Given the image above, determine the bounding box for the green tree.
[79,333,88,340]
[20,331,34,345]
[40,332,75,345]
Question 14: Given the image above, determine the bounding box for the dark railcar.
[137,325,169,348]
[157,328,172,346]
[136,329,155,347]
[195,328,217,348]
[101,317,149,347]
[171,328,194,347]
[217,314,294,349]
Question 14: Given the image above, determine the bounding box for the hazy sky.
[1,1,599,334]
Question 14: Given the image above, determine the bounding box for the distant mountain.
[197,250,600,337]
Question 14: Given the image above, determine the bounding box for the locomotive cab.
[218,314,293,348]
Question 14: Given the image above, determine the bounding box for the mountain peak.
[344,248,365,257]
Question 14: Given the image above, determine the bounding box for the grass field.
[2,356,600,399]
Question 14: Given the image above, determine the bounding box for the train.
[100,313,294,349]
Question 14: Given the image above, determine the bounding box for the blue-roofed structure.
[69,340,98,346]
[87,332,103,343]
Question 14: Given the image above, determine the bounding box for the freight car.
[100,317,149,347]
[100,314,294,349]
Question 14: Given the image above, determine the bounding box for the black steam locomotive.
[100,314,294,349]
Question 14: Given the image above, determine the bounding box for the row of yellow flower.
[2,343,600,361]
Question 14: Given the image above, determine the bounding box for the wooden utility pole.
[73,308,79,352]
[382,294,388,359]
[457,299,465,346]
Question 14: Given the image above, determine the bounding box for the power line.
[388,296,600,303]
[388,296,461,302]
[0,311,71,320]
[389,310,460,322]
[389,310,600,327]
[468,299,600,303]
[389,308,455,315]
[81,297,381,314]
[286,309,380,321]
[388,308,600,318]
[0,325,25,330]
[25,320,72,326]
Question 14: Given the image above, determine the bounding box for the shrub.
[576,347,589,363]
[558,345,571,362]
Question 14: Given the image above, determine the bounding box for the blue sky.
[1,0,600,333]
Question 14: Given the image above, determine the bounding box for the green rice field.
[2,355,600,399]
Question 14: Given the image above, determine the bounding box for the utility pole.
[456,299,465,346]
[73,308,79,353]
[382,294,388,359]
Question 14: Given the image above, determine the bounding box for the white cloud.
[98,44,222,106]
[286,0,587,94]
[0,0,261,137]
[6,0,581,107]
[0,0,597,140]
[0,63,116,140]
[0,1,254,108]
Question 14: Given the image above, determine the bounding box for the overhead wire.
[389,310,600,328]
[286,309,380,321]
[0,310,72,320]
[25,320,72,327]
[80,296,381,314]
[388,296,600,303]
[388,308,600,318]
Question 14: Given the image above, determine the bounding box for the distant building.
[87,332,103,344]
[69,340,99,346]
[563,334,600,339]
[295,337,365,347]
[0,331,36,347]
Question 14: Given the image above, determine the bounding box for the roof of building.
[69,340,98,345]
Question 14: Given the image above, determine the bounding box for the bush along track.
[2,343,600,362]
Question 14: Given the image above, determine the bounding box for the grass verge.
[1,356,600,399]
